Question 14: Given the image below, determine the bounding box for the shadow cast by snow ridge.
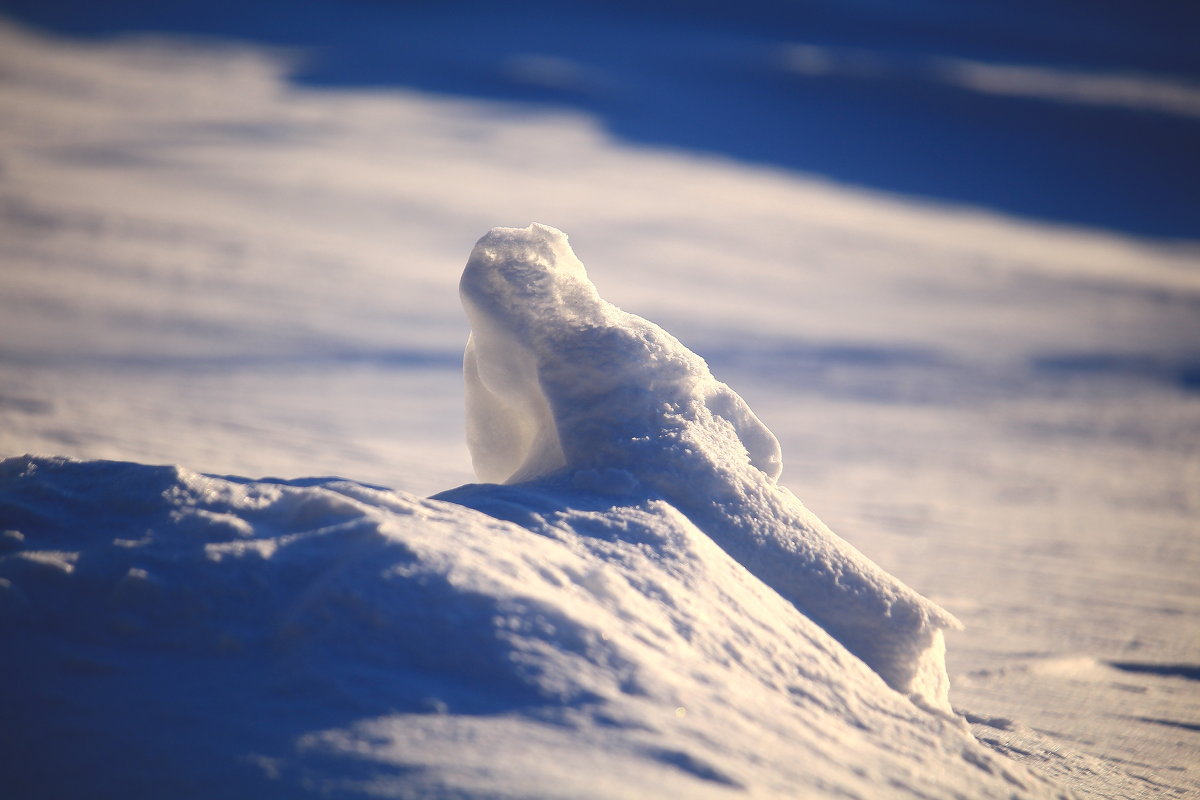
[4,0,1199,237]
[1030,352,1200,394]
[1108,661,1200,681]
[0,347,463,374]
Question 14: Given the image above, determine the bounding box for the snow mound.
[456,223,961,711]
[0,455,1063,799]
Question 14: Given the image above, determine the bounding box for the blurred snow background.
[0,2,1198,797]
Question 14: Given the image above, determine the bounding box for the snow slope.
[1,17,1198,799]
[0,452,1062,799]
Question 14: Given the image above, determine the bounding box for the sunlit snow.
[454,223,958,710]
[0,226,1064,795]
[0,13,1198,800]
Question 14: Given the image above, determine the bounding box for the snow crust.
[457,223,960,710]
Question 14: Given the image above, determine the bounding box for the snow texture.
[0,227,1065,799]
[0,454,1063,799]
[1,17,1196,799]
[456,223,960,711]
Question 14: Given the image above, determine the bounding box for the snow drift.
[0,455,1061,799]
[0,226,1068,799]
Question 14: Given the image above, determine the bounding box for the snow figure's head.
[460,223,603,334]
[459,223,782,487]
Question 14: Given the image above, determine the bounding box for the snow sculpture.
[459,224,961,712]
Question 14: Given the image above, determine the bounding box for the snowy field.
[1,8,1199,799]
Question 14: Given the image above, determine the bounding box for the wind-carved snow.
[454,223,961,711]
[0,228,1072,799]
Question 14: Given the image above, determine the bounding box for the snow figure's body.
[451,223,960,711]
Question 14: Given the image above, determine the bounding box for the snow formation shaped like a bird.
[456,223,961,711]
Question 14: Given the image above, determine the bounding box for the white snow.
[0,16,1198,800]
[0,454,1061,798]
[457,223,958,710]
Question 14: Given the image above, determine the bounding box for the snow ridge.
[0,454,1062,799]
[455,223,960,710]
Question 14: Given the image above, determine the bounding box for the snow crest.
[456,223,960,710]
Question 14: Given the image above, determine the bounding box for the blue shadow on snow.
[4,0,1200,239]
